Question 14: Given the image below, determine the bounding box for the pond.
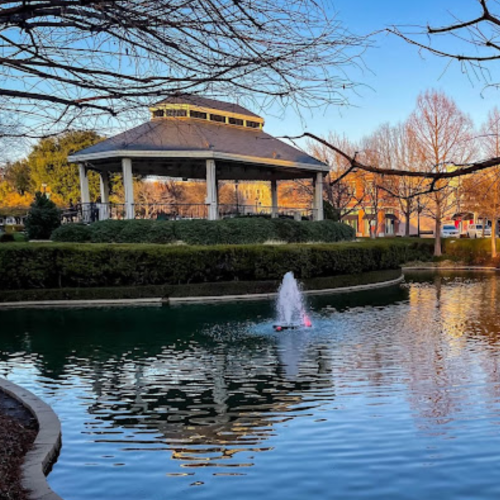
[1,272,500,500]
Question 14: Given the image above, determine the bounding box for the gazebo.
[69,95,329,221]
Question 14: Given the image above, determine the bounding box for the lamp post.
[417,198,422,238]
[235,180,239,216]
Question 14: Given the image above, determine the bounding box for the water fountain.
[274,272,312,331]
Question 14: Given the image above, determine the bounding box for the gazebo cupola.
[150,97,264,130]
[69,95,329,221]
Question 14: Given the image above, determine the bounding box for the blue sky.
[265,0,500,143]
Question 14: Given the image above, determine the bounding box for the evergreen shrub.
[25,192,61,240]
[52,224,91,242]
[0,233,15,243]
[52,218,356,245]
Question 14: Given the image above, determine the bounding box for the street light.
[417,198,422,238]
[235,180,239,215]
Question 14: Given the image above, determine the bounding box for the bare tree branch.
[0,0,368,138]
[286,131,500,181]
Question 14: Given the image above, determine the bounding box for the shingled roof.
[152,95,261,119]
[71,119,325,169]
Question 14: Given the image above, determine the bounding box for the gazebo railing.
[219,204,316,220]
[135,203,209,220]
[69,202,316,223]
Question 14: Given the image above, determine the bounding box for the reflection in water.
[84,335,334,469]
[2,275,500,500]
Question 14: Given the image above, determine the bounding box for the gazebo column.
[271,179,279,219]
[99,171,110,220]
[78,163,91,223]
[206,159,219,220]
[313,172,324,221]
[122,158,135,220]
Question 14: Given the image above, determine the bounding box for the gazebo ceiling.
[69,97,328,181]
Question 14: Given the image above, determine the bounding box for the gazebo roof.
[69,96,328,180]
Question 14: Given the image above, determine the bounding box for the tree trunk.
[434,206,442,257]
[404,200,411,236]
[492,219,497,259]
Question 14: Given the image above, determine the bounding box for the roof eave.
[68,149,329,172]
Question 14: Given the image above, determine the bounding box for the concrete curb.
[0,274,405,309]
[168,275,405,304]
[0,378,62,500]
[403,266,498,271]
[0,297,163,309]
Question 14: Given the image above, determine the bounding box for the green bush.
[51,218,356,245]
[323,201,340,221]
[217,218,273,244]
[173,219,220,245]
[269,218,307,242]
[0,233,15,243]
[52,224,91,243]
[25,192,61,240]
[90,219,128,243]
[441,238,500,265]
[117,220,176,244]
[0,239,434,290]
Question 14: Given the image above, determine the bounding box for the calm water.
[2,272,500,499]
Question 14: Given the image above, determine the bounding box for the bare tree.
[361,122,428,236]
[0,0,367,138]
[463,107,500,257]
[389,0,500,88]
[385,124,426,236]
[307,133,360,220]
[407,90,475,255]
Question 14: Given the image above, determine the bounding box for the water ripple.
[1,272,500,499]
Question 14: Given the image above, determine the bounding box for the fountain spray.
[274,272,312,331]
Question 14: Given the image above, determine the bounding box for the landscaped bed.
[0,392,37,500]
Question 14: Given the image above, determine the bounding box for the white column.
[271,179,279,219]
[78,163,91,222]
[99,171,110,220]
[206,159,218,220]
[313,172,324,221]
[122,158,135,220]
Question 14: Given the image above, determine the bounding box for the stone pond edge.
[0,273,405,309]
[0,378,63,500]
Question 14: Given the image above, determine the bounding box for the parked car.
[441,224,460,238]
[466,224,492,238]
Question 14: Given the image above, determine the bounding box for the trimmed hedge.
[0,269,401,302]
[51,218,356,245]
[0,239,433,290]
[441,238,500,266]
